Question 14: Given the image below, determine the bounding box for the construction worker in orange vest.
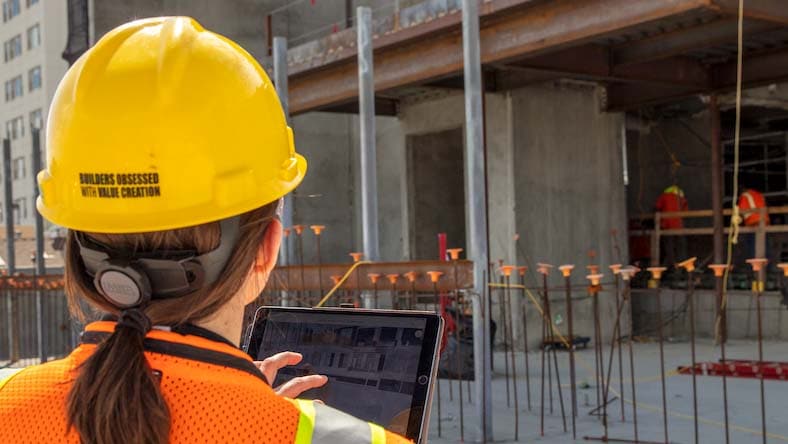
[0,18,409,444]
[738,187,770,227]
[654,184,688,266]
[736,186,770,267]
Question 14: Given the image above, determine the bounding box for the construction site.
[3,0,788,442]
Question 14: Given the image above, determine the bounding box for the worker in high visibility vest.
[736,186,770,268]
[654,184,688,266]
[0,18,409,444]
[738,187,770,227]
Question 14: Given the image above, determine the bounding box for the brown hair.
[65,202,278,444]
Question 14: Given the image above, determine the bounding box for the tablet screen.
[245,307,442,441]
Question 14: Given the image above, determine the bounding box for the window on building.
[5,75,23,101]
[29,108,42,130]
[25,0,38,7]
[13,197,26,225]
[12,156,25,180]
[28,66,41,91]
[3,34,22,62]
[26,24,39,50]
[2,0,20,22]
[5,116,23,140]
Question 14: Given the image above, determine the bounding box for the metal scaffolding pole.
[3,138,16,364]
[357,6,380,262]
[710,94,724,264]
[32,129,46,363]
[273,36,294,266]
[462,0,492,440]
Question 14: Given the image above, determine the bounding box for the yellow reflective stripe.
[293,399,316,444]
[0,368,24,392]
[369,422,386,444]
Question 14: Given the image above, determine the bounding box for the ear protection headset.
[75,217,240,308]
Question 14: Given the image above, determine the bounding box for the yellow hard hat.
[37,17,306,233]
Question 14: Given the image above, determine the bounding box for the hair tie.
[116,308,152,335]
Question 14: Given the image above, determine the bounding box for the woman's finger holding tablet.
[275,374,328,398]
[254,351,303,384]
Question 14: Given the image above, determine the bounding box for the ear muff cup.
[94,263,152,309]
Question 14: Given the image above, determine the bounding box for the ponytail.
[67,310,169,444]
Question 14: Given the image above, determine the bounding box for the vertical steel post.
[710,95,724,264]
[3,139,14,274]
[461,0,491,439]
[3,139,15,363]
[357,6,380,262]
[746,258,768,444]
[272,36,293,265]
[710,264,731,444]
[648,267,669,444]
[32,129,46,363]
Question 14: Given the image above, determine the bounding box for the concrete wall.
[508,82,628,348]
[633,288,788,340]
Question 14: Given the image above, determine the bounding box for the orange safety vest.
[0,321,410,444]
[655,185,688,230]
[738,189,770,227]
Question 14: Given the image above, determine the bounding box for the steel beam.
[462,0,493,440]
[613,18,777,66]
[607,47,788,110]
[288,0,713,114]
[357,6,380,263]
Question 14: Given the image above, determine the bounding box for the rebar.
[519,267,532,411]
[648,267,669,444]
[560,266,577,439]
[497,270,511,407]
[503,268,519,441]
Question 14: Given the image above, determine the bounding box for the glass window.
[28,66,40,91]
[29,108,42,130]
[12,156,25,180]
[4,116,23,140]
[3,34,22,62]
[3,0,19,22]
[26,0,38,7]
[26,24,39,50]
[13,197,26,224]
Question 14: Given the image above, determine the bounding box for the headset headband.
[76,217,240,308]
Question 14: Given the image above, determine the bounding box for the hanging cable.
[717,0,745,344]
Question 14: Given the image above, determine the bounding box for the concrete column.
[462,0,492,439]
[357,6,380,262]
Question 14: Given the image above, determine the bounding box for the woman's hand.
[254,352,328,398]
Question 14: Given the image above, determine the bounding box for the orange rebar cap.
[536,263,553,275]
[292,225,305,235]
[708,264,729,277]
[586,273,603,286]
[586,264,600,274]
[647,267,667,280]
[426,271,443,283]
[500,265,515,277]
[404,271,418,282]
[678,257,697,272]
[283,228,291,237]
[350,252,364,262]
[558,264,575,277]
[330,275,342,285]
[447,248,463,260]
[746,258,768,272]
[609,264,622,274]
[517,266,528,276]
[367,273,381,284]
[619,266,637,281]
[310,225,326,235]
[778,263,788,277]
[386,274,399,284]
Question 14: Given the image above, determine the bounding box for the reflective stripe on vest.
[741,191,757,217]
[293,399,388,444]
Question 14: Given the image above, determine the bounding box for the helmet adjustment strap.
[76,217,240,308]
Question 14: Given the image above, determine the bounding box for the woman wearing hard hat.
[0,17,409,444]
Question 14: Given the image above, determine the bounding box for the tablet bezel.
[243,306,443,443]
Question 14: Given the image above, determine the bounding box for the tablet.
[244,306,443,443]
